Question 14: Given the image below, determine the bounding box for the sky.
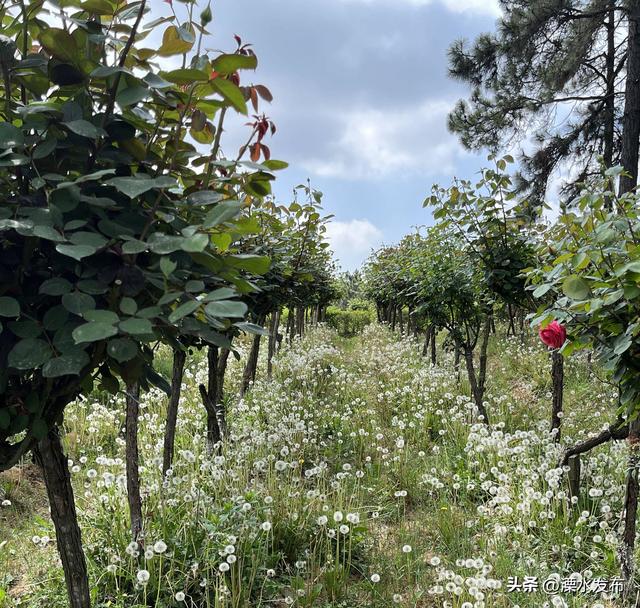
[156,0,503,270]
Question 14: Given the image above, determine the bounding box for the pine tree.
[448,0,633,203]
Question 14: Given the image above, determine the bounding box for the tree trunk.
[550,350,564,442]
[391,306,397,331]
[162,348,186,475]
[621,418,640,600]
[430,325,437,365]
[619,2,640,195]
[199,384,221,454]
[568,455,581,503]
[34,429,90,608]
[267,310,280,378]
[201,346,226,453]
[241,329,263,396]
[399,307,404,334]
[125,382,143,542]
[422,328,431,357]
[463,348,489,424]
[296,306,304,337]
[603,0,615,169]
[286,310,294,344]
[215,347,230,409]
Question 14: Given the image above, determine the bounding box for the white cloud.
[338,0,501,17]
[302,98,466,180]
[325,219,384,270]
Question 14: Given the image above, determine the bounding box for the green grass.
[0,324,631,607]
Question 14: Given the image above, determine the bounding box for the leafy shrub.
[325,307,373,337]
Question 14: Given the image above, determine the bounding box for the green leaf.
[210,78,247,114]
[63,120,106,139]
[8,339,51,370]
[561,275,591,301]
[9,320,42,339]
[168,300,200,323]
[40,278,73,296]
[262,160,288,171]
[160,256,177,277]
[0,123,24,149]
[158,25,195,56]
[0,297,20,318]
[234,321,269,336]
[212,54,257,75]
[122,239,148,254]
[83,309,120,324]
[187,191,224,206]
[107,338,138,363]
[72,322,118,343]
[229,254,271,275]
[69,231,108,248]
[119,318,153,335]
[62,291,96,315]
[56,243,97,260]
[107,175,176,198]
[204,300,248,318]
[38,28,78,63]
[119,297,137,316]
[43,306,69,331]
[532,283,552,299]
[181,233,209,252]
[148,234,184,254]
[116,85,149,107]
[203,201,243,227]
[204,287,237,301]
[42,350,90,377]
[162,68,209,84]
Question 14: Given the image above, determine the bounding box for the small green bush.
[325,307,373,337]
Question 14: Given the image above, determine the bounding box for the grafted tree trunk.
[199,384,221,453]
[163,348,186,475]
[34,429,90,608]
[550,351,564,442]
[462,318,491,424]
[267,310,280,378]
[296,306,305,337]
[422,328,431,357]
[241,318,264,396]
[621,419,640,600]
[215,347,230,413]
[286,310,294,344]
[200,345,228,452]
[125,382,143,542]
[454,347,461,382]
[430,325,437,365]
[617,5,640,593]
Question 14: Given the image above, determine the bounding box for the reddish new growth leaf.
[243,114,276,162]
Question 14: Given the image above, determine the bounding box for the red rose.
[539,321,567,350]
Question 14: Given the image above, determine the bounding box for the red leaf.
[261,144,271,161]
[250,142,261,162]
[250,87,259,112]
[254,84,273,103]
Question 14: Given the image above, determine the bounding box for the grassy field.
[0,324,630,607]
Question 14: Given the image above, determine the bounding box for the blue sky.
[161,0,503,269]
